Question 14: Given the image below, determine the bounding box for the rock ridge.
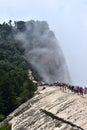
[1,86,87,130]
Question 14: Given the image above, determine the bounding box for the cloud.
[15,20,71,83]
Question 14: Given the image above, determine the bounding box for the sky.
[0,0,87,86]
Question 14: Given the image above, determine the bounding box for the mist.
[15,20,71,83]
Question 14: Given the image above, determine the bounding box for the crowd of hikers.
[34,81,87,96]
[28,70,87,96]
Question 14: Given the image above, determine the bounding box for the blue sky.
[0,0,87,86]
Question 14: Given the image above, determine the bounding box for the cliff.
[2,86,87,130]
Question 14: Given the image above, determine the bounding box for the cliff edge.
[4,86,87,130]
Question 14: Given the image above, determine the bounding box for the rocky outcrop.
[2,86,87,130]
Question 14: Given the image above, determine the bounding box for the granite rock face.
[5,87,87,130]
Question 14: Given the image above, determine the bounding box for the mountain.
[0,20,71,120]
[14,20,71,84]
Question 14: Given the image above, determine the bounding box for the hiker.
[79,87,84,95]
[84,87,87,94]
[74,86,79,94]
[69,85,74,93]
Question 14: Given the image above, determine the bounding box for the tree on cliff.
[0,40,37,118]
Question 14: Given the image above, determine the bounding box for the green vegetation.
[0,114,5,122]
[0,41,37,117]
[0,122,11,130]
[0,21,40,120]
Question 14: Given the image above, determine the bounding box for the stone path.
[7,86,87,130]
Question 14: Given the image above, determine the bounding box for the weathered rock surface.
[4,87,87,130]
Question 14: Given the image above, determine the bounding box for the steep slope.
[15,20,71,84]
[3,86,87,130]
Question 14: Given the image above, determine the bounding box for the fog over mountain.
[15,20,71,83]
